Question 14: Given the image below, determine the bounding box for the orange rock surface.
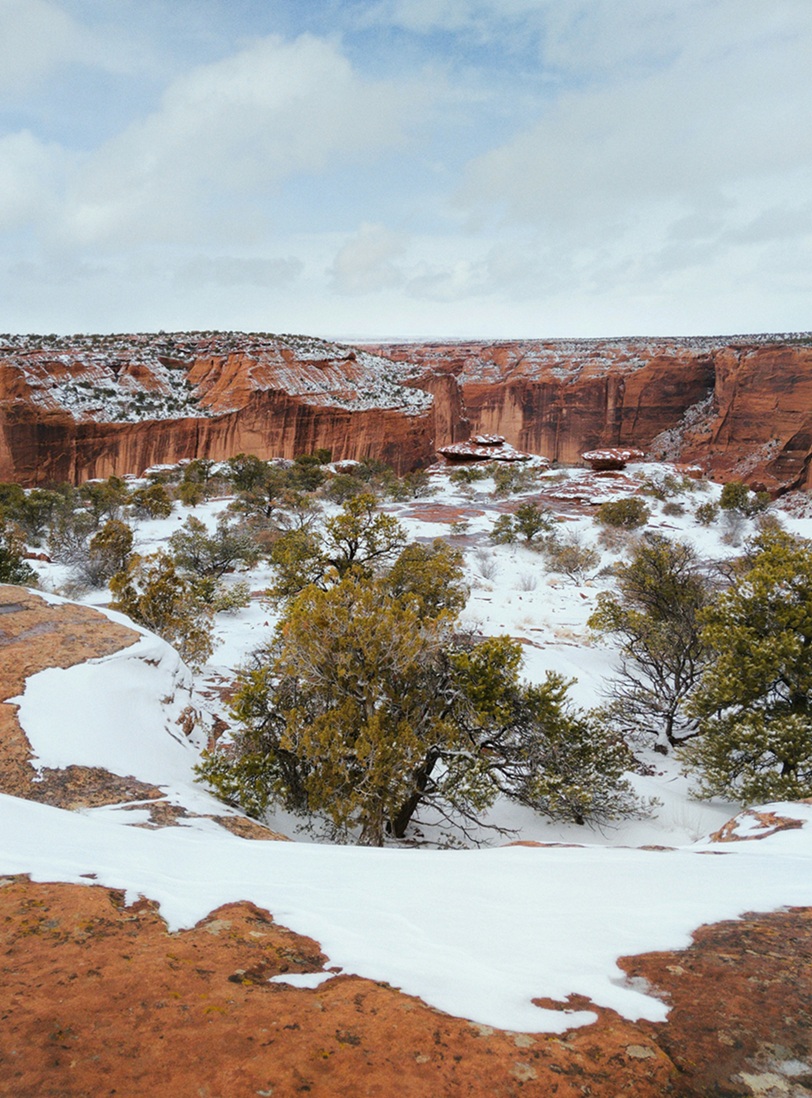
[3,331,812,491]
[374,334,812,492]
[0,334,434,485]
[2,588,812,1096]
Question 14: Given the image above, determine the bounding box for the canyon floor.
[3,462,812,1096]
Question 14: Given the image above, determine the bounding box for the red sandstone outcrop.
[437,434,537,463]
[0,333,435,485]
[582,447,646,471]
[375,334,812,492]
[377,337,718,463]
[677,342,812,493]
[2,330,812,492]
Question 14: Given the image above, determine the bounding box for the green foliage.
[596,497,651,529]
[508,675,638,826]
[181,459,226,501]
[207,580,251,614]
[47,509,96,565]
[385,469,431,501]
[489,514,517,544]
[130,483,173,519]
[0,482,26,520]
[267,493,407,602]
[589,537,710,747]
[168,515,260,578]
[719,480,769,516]
[491,463,540,497]
[542,535,599,583]
[449,465,489,486]
[109,552,214,668]
[695,500,719,526]
[490,502,554,545]
[288,454,327,492]
[680,530,812,801]
[80,519,134,587]
[226,453,269,492]
[205,576,457,844]
[513,501,556,541]
[0,519,37,586]
[383,538,468,619]
[79,477,130,525]
[322,473,366,504]
[16,489,70,544]
[639,471,699,501]
[201,566,641,845]
[176,480,204,507]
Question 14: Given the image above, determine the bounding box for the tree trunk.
[390,751,439,839]
[359,802,385,847]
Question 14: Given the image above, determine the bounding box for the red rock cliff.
[372,334,812,491]
[0,333,435,485]
[2,330,811,491]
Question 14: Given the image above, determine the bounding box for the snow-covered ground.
[8,460,812,1033]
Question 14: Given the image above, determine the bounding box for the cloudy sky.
[1,0,810,339]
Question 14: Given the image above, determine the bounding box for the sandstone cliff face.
[0,333,434,485]
[377,337,718,463]
[377,334,812,491]
[677,343,812,492]
[2,330,812,491]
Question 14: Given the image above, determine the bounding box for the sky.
[0,0,810,340]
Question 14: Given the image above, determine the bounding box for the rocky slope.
[2,330,812,491]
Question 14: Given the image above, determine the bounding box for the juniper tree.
[680,529,812,801]
[589,536,710,748]
[168,515,259,579]
[80,519,134,587]
[267,492,407,601]
[109,552,214,668]
[0,519,37,586]
[200,567,641,845]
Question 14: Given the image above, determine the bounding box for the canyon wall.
[1,331,811,491]
[377,335,812,492]
[0,334,435,485]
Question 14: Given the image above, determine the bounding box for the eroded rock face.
[0,333,435,484]
[3,330,812,492]
[678,342,812,492]
[375,334,812,492]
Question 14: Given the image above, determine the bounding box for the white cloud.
[0,0,138,94]
[457,2,812,295]
[330,223,407,294]
[0,1,809,339]
[0,0,88,91]
[57,34,429,250]
[0,131,66,231]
